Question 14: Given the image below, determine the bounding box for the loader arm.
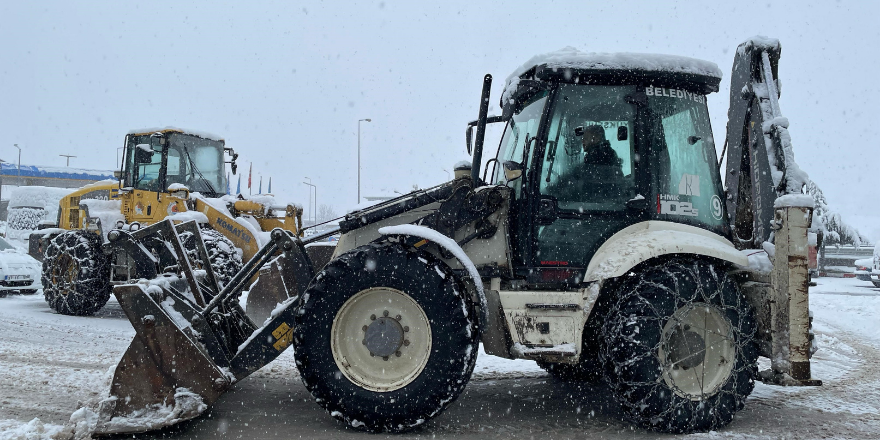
[193,198,262,261]
[723,37,809,249]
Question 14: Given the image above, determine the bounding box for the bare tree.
[317,204,338,223]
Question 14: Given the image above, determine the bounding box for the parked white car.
[872,243,880,288]
[0,236,42,296]
[855,258,873,282]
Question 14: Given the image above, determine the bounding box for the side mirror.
[134,144,153,164]
[502,161,523,182]
[466,116,503,155]
[617,126,628,141]
[113,170,122,179]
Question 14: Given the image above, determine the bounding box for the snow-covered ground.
[0,277,879,439]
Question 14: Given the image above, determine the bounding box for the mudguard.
[584,221,747,282]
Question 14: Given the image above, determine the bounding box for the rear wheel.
[293,242,479,432]
[601,258,757,433]
[41,231,111,315]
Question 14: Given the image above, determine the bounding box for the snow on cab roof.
[127,127,224,142]
[502,47,723,105]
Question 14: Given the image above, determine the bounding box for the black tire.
[41,231,111,316]
[179,226,243,288]
[293,242,479,432]
[872,280,880,288]
[600,258,757,433]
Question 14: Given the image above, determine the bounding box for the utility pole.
[60,154,76,166]
[358,118,371,204]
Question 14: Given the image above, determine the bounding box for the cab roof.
[501,47,722,105]
[127,127,224,142]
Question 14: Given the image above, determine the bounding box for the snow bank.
[0,418,64,440]
[7,186,72,210]
[502,47,722,105]
[6,186,73,242]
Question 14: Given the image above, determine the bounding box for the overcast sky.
[1,1,878,239]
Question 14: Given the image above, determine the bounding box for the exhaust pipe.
[471,74,492,186]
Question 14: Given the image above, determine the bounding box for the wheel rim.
[331,287,432,392]
[50,252,79,296]
[658,303,735,400]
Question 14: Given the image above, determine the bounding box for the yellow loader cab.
[30,128,303,316]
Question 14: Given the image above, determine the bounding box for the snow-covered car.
[0,236,42,296]
[854,257,873,282]
[871,244,880,288]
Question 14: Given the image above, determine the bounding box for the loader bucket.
[94,284,231,435]
[92,223,319,435]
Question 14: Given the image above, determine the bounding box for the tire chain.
[600,259,757,433]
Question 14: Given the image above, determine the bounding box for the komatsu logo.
[215,217,252,244]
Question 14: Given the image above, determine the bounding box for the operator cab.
[122,128,231,197]
[487,49,728,283]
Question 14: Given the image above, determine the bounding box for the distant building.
[0,163,114,189]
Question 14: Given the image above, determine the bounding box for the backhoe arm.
[723,37,810,249]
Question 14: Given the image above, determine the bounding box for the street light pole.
[13,144,21,185]
[303,178,316,225]
[60,154,76,166]
[0,159,5,210]
[357,118,371,204]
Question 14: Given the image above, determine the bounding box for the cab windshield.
[645,86,725,228]
[124,133,226,195]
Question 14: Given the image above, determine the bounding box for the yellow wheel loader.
[29,128,303,316]
[89,38,820,436]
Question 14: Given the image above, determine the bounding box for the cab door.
[527,84,645,283]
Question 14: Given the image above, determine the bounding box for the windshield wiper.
[182,147,218,196]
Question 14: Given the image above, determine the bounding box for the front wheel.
[41,231,111,315]
[293,242,479,432]
[601,258,757,433]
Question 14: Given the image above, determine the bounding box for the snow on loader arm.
[92,219,317,435]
